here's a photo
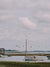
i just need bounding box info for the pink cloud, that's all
[0,0,14,9]
[19,17,37,30]
[35,11,50,22]
[0,15,15,21]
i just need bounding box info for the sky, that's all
[0,0,50,51]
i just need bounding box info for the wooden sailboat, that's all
[25,40,48,61]
[25,40,36,61]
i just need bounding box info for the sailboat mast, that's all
[25,40,27,56]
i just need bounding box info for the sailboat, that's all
[25,40,48,61]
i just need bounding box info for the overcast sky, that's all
[0,0,50,51]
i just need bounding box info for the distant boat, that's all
[25,40,48,61]
[25,56,48,61]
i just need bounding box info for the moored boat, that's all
[25,40,48,61]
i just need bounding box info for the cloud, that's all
[34,11,50,22]
[19,17,37,30]
[42,27,50,32]
[15,0,50,10]
[0,15,16,21]
[16,0,36,8]
[0,0,50,50]
[0,24,17,40]
[0,0,50,10]
[37,0,50,9]
[0,0,14,9]
[0,0,50,9]
[0,25,8,40]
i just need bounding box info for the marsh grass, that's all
[0,62,50,67]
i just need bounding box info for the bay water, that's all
[0,56,50,62]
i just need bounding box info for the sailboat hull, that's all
[25,56,48,61]
[25,58,34,61]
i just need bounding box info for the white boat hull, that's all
[25,56,48,61]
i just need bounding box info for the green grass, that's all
[0,61,50,67]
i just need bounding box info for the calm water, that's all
[5,51,50,54]
[0,56,25,62]
[2,51,50,62]
[0,56,50,62]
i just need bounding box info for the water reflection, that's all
[0,56,25,62]
[0,56,50,62]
